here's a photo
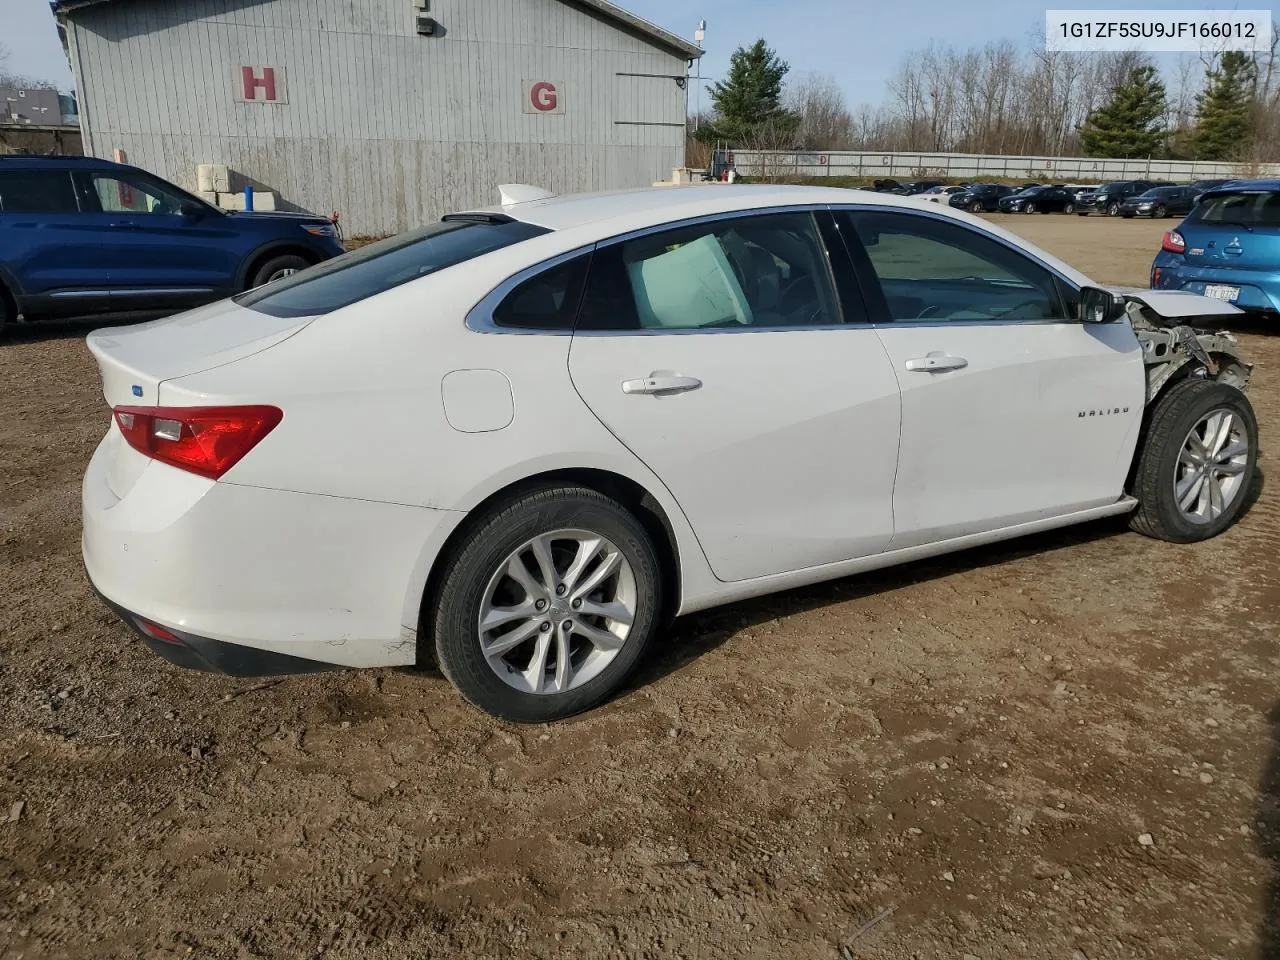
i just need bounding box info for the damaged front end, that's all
[1110,288,1253,405]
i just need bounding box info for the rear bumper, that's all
[91,581,335,676]
[82,428,455,670]
[1150,254,1280,314]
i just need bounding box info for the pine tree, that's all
[700,40,800,146]
[1079,65,1168,158]
[1194,52,1256,161]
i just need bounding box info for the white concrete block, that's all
[249,191,277,211]
[197,163,231,193]
[195,191,217,205]
[217,192,246,211]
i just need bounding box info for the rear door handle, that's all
[621,374,703,395]
[905,354,968,373]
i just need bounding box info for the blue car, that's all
[1151,179,1280,317]
[0,155,345,333]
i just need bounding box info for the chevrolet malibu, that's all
[83,184,1259,722]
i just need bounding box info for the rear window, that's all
[0,170,79,213]
[1188,190,1280,228]
[237,217,550,318]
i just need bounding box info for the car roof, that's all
[0,154,129,171]
[460,183,1095,288]
[473,183,994,233]
[1202,178,1280,192]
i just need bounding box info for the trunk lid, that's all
[1178,187,1280,270]
[86,298,313,408]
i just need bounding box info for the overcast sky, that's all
[2,0,1264,103]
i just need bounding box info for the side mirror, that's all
[1077,286,1126,324]
[177,201,205,218]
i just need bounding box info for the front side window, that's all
[577,211,845,331]
[842,210,1068,322]
[85,172,190,215]
[239,218,550,318]
[0,170,78,213]
[1189,190,1280,227]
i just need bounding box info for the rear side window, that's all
[1189,190,1280,227]
[238,218,550,318]
[492,254,590,330]
[0,170,78,213]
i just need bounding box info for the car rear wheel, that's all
[1153,204,1167,218]
[1129,379,1258,543]
[249,254,311,289]
[431,484,663,723]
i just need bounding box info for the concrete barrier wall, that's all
[726,149,1280,183]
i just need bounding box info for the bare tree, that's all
[785,72,854,150]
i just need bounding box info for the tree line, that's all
[692,31,1280,165]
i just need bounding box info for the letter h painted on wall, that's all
[238,66,286,103]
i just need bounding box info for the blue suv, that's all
[0,155,345,333]
[1150,179,1280,317]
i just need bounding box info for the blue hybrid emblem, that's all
[131,385,143,397]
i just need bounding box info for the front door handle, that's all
[621,374,703,395]
[904,354,968,373]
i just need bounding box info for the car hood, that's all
[225,210,331,225]
[1105,286,1244,320]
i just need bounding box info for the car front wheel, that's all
[1063,203,1075,214]
[1153,204,1167,218]
[1107,202,1121,217]
[249,254,311,289]
[1129,379,1258,543]
[430,484,663,722]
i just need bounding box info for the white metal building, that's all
[54,0,700,235]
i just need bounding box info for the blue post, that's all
[244,184,254,211]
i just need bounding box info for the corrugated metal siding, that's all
[67,0,690,235]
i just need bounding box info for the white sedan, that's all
[917,185,969,203]
[83,184,1259,722]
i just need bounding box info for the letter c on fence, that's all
[530,81,558,112]
[881,155,889,166]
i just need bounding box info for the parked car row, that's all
[860,177,1244,221]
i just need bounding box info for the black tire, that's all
[1154,204,1167,218]
[1129,378,1258,543]
[248,253,311,289]
[431,484,663,723]
[1024,202,1037,214]
[0,283,9,338]
[969,200,983,213]
[1063,202,1075,214]
[1107,202,1121,217]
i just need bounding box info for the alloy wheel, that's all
[1174,408,1249,524]
[477,529,637,695]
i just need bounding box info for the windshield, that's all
[1015,187,1046,196]
[1187,190,1280,228]
[237,217,550,318]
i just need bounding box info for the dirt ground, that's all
[2,214,1279,960]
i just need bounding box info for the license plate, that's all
[1204,284,1240,302]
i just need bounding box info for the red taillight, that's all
[1162,230,1185,253]
[113,405,282,480]
[136,618,184,645]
